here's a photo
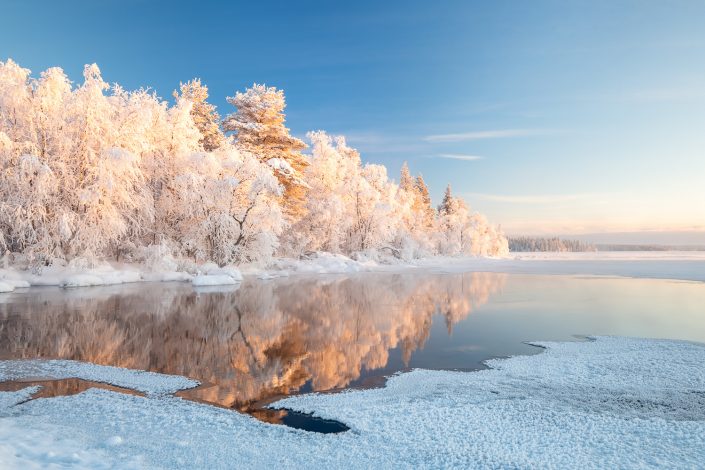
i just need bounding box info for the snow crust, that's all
[1,337,703,468]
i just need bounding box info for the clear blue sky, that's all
[2,0,704,238]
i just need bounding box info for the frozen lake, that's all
[1,273,703,418]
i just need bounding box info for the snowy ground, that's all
[0,336,703,468]
[1,251,703,293]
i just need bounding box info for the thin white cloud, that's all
[465,193,601,204]
[435,153,484,161]
[424,129,556,143]
[343,132,425,154]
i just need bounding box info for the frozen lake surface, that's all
[1,270,704,468]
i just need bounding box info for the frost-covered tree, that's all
[157,147,284,264]
[436,184,508,257]
[173,79,224,151]
[399,161,415,192]
[0,58,508,266]
[294,132,400,255]
[415,175,435,229]
[0,59,35,149]
[292,131,351,253]
[0,60,285,265]
[223,84,308,220]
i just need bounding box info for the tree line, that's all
[508,236,596,252]
[0,59,508,267]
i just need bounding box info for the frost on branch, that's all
[223,84,309,220]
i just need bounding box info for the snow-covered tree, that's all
[157,147,284,264]
[222,84,308,220]
[436,184,508,257]
[399,161,415,192]
[0,58,508,266]
[174,79,224,151]
[294,132,401,255]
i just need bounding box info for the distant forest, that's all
[595,244,705,251]
[509,237,705,252]
[508,237,596,252]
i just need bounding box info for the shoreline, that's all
[1,250,704,293]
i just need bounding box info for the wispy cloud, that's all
[465,193,603,204]
[342,131,426,154]
[435,153,484,161]
[424,129,556,143]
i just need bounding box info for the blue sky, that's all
[2,0,704,238]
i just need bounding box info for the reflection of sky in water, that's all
[1,273,704,408]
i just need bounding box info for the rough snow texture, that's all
[275,336,705,468]
[0,360,197,396]
[0,337,703,469]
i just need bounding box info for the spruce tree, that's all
[174,79,224,152]
[223,84,308,219]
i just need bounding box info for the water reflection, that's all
[0,272,506,409]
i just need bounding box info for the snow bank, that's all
[1,337,703,468]
[0,260,244,289]
[0,271,30,292]
[1,250,703,291]
[200,264,243,281]
[191,274,239,286]
[13,264,145,288]
[140,271,193,283]
[242,252,380,279]
[61,270,143,288]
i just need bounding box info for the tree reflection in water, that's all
[0,272,506,410]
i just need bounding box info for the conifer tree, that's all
[415,174,435,228]
[174,79,224,151]
[399,161,415,192]
[439,183,454,216]
[223,84,308,220]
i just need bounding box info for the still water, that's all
[1,272,704,429]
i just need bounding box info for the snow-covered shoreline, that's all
[1,336,704,468]
[1,250,704,293]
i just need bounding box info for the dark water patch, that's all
[250,407,350,434]
[178,383,350,433]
